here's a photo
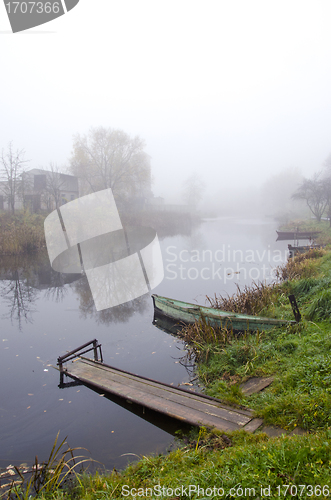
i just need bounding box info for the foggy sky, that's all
[1,1,331,204]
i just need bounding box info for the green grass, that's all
[31,431,331,499]
[187,249,331,430]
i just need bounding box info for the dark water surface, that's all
[0,217,289,471]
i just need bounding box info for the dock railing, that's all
[57,339,103,372]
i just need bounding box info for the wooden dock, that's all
[60,355,263,433]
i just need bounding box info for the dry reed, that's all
[206,281,277,316]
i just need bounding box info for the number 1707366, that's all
[5,2,61,14]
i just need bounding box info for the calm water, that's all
[0,217,290,471]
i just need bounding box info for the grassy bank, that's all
[0,208,198,256]
[8,431,331,499]
[0,211,46,255]
[181,250,331,430]
[6,220,331,499]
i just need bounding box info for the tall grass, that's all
[306,289,331,320]
[206,281,278,316]
[275,248,325,281]
[39,430,331,500]
[3,433,91,500]
[0,212,45,255]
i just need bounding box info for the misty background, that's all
[1,1,331,219]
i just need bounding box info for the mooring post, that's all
[99,344,103,363]
[57,357,63,373]
[93,339,98,361]
[288,295,301,323]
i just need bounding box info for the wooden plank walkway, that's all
[61,357,263,433]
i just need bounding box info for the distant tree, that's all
[69,127,151,207]
[292,173,330,222]
[181,172,205,209]
[0,142,29,214]
[41,163,66,210]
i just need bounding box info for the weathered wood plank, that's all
[79,358,254,415]
[72,359,252,424]
[63,357,260,433]
[243,418,264,432]
[240,377,274,396]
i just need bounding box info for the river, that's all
[0,217,290,471]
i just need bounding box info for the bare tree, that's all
[0,142,29,213]
[69,127,151,206]
[292,173,329,222]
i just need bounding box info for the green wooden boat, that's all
[152,294,296,332]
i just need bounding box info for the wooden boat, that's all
[276,230,321,241]
[152,294,296,332]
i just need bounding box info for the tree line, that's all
[0,127,152,214]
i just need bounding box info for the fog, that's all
[1,1,331,213]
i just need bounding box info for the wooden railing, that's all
[57,339,103,372]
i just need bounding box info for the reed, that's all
[0,212,45,255]
[206,281,278,316]
[3,432,91,500]
[177,316,234,363]
[274,248,325,282]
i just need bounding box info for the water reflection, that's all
[0,250,154,329]
[0,252,81,329]
[0,269,38,329]
[152,310,184,336]
[72,275,150,324]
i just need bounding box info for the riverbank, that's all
[279,218,331,245]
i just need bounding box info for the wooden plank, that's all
[240,377,274,396]
[76,358,254,418]
[65,362,248,429]
[63,358,259,433]
[243,418,264,432]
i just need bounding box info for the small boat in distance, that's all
[276,230,321,241]
[152,294,297,333]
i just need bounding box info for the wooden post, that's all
[57,357,63,372]
[288,295,301,323]
[93,339,98,361]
